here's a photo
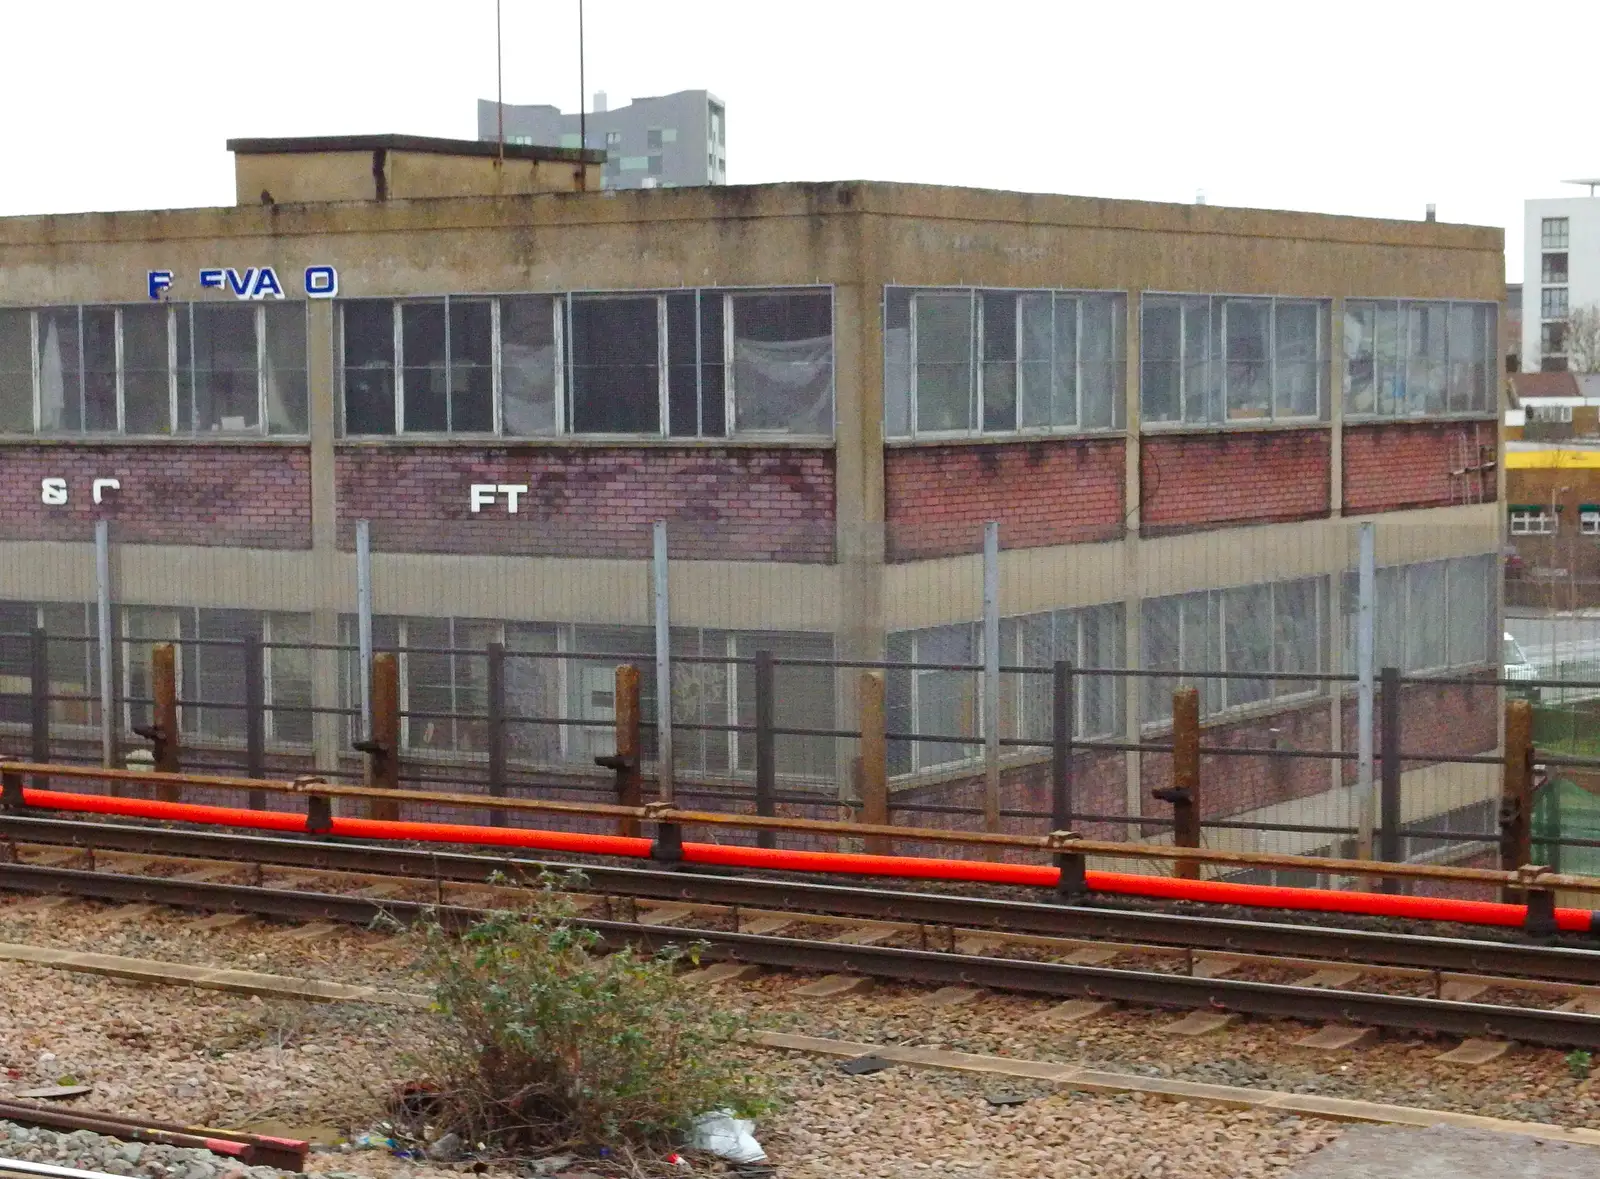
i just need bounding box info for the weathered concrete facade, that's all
[0,143,1506,843]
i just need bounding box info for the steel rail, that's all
[3,815,1598,983]
[2,860,1599,1051]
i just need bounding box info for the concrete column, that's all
[1122,291,1145,836]
[1329,297,1345,516]
[833,213,889,802]
[305,301,342,774]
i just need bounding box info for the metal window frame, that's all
[1542,217,1571,250]
[723,287,838,439]
[892,285,1127,442]
[1342,297,1498,422]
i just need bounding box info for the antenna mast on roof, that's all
[578,0,587,153]
[495,0,504,161]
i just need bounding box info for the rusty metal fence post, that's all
[29,627,50,789]
[1378,666,1403,893]
[355,651,400,822]
[858,670,889,855]
[597,663,642,838]
[1500,696,1534,903]
[1,764,22,812]
[486,642,507,827]
[1155,686,1200,880]
[244,634,266,809]
[1052,660,1086,899]
[132,643,180,801]
[754,649,776,849]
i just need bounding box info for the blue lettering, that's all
[250,267,285,300]
[304,265,339,299]
[225,268,255,297]
[146,270,173,301]
[199,268,225,291]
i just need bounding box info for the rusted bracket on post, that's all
[1047,829,1087,901]
[1,766,24,813]
[642,801,683,864]
[291,776,332,836]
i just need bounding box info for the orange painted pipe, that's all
[18,788,1596,933]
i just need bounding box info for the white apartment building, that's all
[1524,184,1600,371]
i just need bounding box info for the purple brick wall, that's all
[335,444,837,561]
[0,444,311,549]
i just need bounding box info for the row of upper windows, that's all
[0,288,1496,439]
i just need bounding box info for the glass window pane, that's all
[980,291,1017,432]
[192,304,260,434]
[1140,298,1183,424]
[341,301,396,435]
[123,607,182,735]
[263,303,307,434]
[1222,300,1271,420]
[914,624,978,771]
[731,290,833,435]
[1080,294,1121,430]
[403,618,455,752]
[192,609,254,742]
[452,620,500,754]
[37,309,80,432]
[666,292,699,437]
[1141,595,1181,725]
[1223,585,1271,707]
[1343,301,1376,415]
[1078,603,1122,737]
[1017,293,1055,428]
[1373,302,1402,417]
[1181,593,1223,715]
[1274,302,1320,419]
[401,302,448,433]
[0,310,32,433]
[735,631,833,779]
[699,293,726,436]
[121,305,171,435]
[447,300,494,433]
[1446,557,1489,667]
[1406,563,1448,671]
[266,613,313,746]
[570,296,661,434]
[883,288,911,438]
[41,603,97,732]
[1184,298,1214,424]
[914,293,974,432]
[82,307,118,432]
[1376,566,1404,671]
[887,630,914,776]
[504,623,560,766]
[1273,579,1321,698]
[501,295,558,435]
[1405,303,1448,416]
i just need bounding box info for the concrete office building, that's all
[0,134,1505,858]
[478,90,725,189]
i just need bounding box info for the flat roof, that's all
[226,133,604,166]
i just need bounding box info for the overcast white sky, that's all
[3,1,1590,282]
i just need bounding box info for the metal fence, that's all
[0,513,1546,887]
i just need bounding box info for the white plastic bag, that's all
[689,1109,767,1164]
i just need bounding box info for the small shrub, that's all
[405,872,767,1155]
[1567,1050,1592,1079]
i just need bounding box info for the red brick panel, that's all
[336,445,836,561]
[884,437,1125,561]
[1342,421,1499,514]
[0,445,311,549]
[1140,429,1331,535]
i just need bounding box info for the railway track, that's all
[3,815,1600,1050]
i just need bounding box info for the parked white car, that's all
[1504,632,1538,701]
